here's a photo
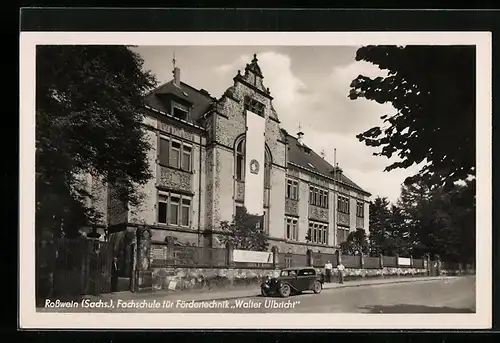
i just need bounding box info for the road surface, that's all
[40,276,475,313]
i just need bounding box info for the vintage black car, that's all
[260,267,323,298]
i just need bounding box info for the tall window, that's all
[235,138,245,181]
[159,138,170,166]
[308,221,328,245]
[171,141,181,167]
[309,185,328,208]
[234,137,271,186]
[262,209,269,234]
[181,198,191,226]
[158,194,168,224]
[157,192,192,227]
[264,147,271,189]
[286,178,299,200]
[337,195,350,214]
[337,226,350,244]
[158,136,192,172]
[182,145,192,171]
[356,201,364,217]
[285,217,299,241]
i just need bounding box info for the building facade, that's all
[87,54,371,255]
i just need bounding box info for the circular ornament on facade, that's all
[249,159,260,174]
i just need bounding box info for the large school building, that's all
[88,54,371,255]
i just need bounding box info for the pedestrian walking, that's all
[337,261,345,284]
[111,257,120,292]
[324,261,333,283]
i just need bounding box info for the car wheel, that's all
[313,281,322,294]
[261,288,268,297]
[279,283,291,298]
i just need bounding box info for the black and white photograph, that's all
[19,32,491,329]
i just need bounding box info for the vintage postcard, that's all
[19,31,492,329]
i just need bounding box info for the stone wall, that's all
[336,267,429,281]
[149,266,432,292]
[107,183,128,227]
[128,126,158,225]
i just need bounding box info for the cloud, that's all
[213,51,418,203]
[214,55,250,74]
[214,51,307,107]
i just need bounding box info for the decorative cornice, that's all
[206,141,234,152]
[268,115,280,124]
[156,184,194,197]
[288,161,371,196]
[214,110,229,119]
[233,75,274,100]
[308,217,330,225]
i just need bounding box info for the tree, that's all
[36,45,157,237]
[340,229,370,256]
[386,204,412,257]
[366,196,413,257]
[349,45,475,187]
[397,179,476,264]
[366,196,392,256]
[396,180,434,257]
[217,207,269,251]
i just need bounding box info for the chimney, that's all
[173,67,181,87]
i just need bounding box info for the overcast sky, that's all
[133,46,421,203]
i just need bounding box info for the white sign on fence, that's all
[233,249,273,263]
[398,257,411,266]
[168,280,177,291]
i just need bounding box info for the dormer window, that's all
[172,101,189,121]
[244,96,265,117]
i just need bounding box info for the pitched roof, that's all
[144,80,214,123]
[285,133,370,195]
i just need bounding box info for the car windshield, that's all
[280,270,297,277]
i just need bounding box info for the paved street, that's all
[39,276,475,313]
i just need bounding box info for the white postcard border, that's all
[19,31,492,329]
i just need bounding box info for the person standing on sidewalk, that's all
[324,261,333,283]
[337,262,345,284]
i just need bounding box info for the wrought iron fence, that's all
[37,238,114,299]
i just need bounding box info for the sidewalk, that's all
[85,276,457,303]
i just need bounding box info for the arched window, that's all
[235,137,246,181]
[264,146,272,189]
[234,136,272,187]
